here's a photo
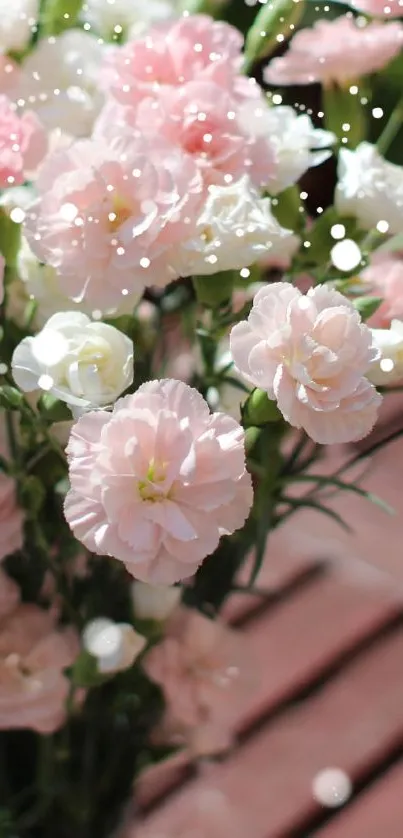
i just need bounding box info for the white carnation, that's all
[81,0,174,39]
[237,103,334,196]
[367,319,403,385]
[172,176,296,277]
[336,142,403,235]
[16,30,108,137]
[11,311,134,416]
[17,238,138,325]
[0,0,39,53]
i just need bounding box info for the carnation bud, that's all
[82,618,146,674]
[132,582,182,622]
[244,389,282,426]
[244,0,305,70]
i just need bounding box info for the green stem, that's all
[376,96,403,156]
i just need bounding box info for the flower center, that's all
[138,459,170,502]
[108,193,132,232]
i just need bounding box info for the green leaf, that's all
[286,473,394,515]
[271,186,304,233]
[282,496,353,532]
[353,296,383,322]
[0,210,21,268]
[71,651,111,688]
[193,272,235,308]
[40,0,83,35]
[0,385,24,409]
[37,393,72,423]
[323,85,367,149]
[20,476,46,514]
[244,0,305,69]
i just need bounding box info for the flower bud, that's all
[132,582,181,622]
[83,618,146,674]
[244,0,305,70]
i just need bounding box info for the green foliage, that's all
[353,296,383,321]
[244,0,305,69]
[0,386,24,410]
[193,272,235,307]
[0,212,21,268]
[40,0,83,35]
[243,388,282,426]
[37,394,72,423]
[323,85,367,149]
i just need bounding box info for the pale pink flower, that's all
[0,95,47,188]
[0,417,24,561]
[350,0,403,16]
[0,253,4,304]
[64,379,252,584]
[0,603,79,733]
[144,607,250,756]
[24,134,204,312]
[0,568,20,620]
[134,790,246,838]
[0,473,24,560]
[102,14,244,106]
[0,56,20,96]
[360,252,403,328]
[264,17,403,87]
[230,283,382,444]
[95,86,274,189]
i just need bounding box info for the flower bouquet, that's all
[1,0,403,835]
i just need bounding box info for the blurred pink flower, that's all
[133,790,246,838]
[350,0,403,16]
[0,56,20,95]
[0,473,24,560]
[0,417,24,561]
[0,253,4,304]
[360,252,403,328]
[0,567,20,620]
[0,603,79,733]
[230,282,382,444]
[0,95,47,188]
[25,134,204,312]
[144,607,250,757]
[64,379,252,584]
[102,14,244,106]
[264,18,403,87]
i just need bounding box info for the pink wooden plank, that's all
[316,761,403,838]
[136,571,401,809]
[134,629,403,838]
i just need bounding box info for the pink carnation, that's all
[102,14,244,106]
[360,252,403,328]
[264,17,403,87]
[350,0,403,16]
[230,283,382,444]
[101,82,274,189]
[0,602,79,733]
[0,56,20,96]
[25,134,204,311]
[64,379,252,584]
[144,607,250,756]
[0,567,20,620]
[0,95,47,188]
